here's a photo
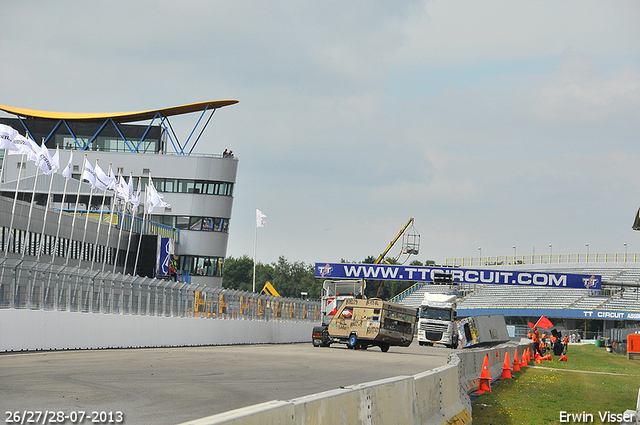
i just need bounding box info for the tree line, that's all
[222,255,433,300]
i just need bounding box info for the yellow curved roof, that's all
[0,100,239,123]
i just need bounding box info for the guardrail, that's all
[445,252,640,267]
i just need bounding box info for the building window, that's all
[179,255,224,277]
[149,215,230,233]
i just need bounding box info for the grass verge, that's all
[472,344,640,424]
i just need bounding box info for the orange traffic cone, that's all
[541,354,552,361]
[475,353,492,393]
[535,357,542,364]
[512,349,521,372]
[559,354,568,361]
[501,352,512,379]
[521,350,528,368]
[527,347,532,362]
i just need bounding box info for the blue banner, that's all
[458,307,640,321]
[315,263,601,290]
[159,237,171,276]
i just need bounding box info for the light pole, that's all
[512,246,516,264]
[549,244,552,263]
[586,243,589,261]
[478,247,482,265]
[624,243,627,262]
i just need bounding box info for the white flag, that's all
[8,134,41,162]
[35,143,59,175]
[256,209,267,228]
[108,168,117,190]
[131,183,141,210]
[146,178,171,212]
[0,124,19,151]
[116,175,130,203]
[94,163,114,191]
[81,158,100,189]
[62,152,73,179]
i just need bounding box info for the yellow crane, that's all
[374,218,420,264]
[374,218,420,297]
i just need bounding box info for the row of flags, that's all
[0,123,171,212]
[0,123,172,274]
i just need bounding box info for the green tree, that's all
[223,255,323,299]
[222,255,254,291]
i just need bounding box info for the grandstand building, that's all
[0,101,238,287]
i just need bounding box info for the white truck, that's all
[417,293,459,348]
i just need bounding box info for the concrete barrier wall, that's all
[0,309,314,352]
[181,363,473,425]
[180,341,533,425]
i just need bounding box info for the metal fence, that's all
[0,258,320,322]
[445,252,640,267]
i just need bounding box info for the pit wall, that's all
[0,309,314,352]
[180,340,532,425]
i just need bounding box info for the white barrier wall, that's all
[0,309,314,352]
[179,341,533,425]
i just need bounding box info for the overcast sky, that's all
[2,1,639,266]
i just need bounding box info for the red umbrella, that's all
[535,316,554,329]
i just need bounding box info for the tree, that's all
[222,255,323,299]
[222,255,254,291]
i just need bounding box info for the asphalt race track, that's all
[0,342,452,425]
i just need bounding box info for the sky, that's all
[1,1,639,266]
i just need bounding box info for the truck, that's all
[312,279,418,352]
[417,292,459,349]
[312,279,365,347]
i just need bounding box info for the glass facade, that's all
[56,135,158,154]
[179,255,224,277]
[151,178,234,196]
[150,215,229,232]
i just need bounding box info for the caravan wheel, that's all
[347,333,358,349]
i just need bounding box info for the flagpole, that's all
[253,216,258,293]
[90,163,112,270]
[65,155,87,267]
[52,151,73,264]
[4,153,25,255]
[133,181,148,277]
[20,157,40,259]
[113,172,132,274]
[77,159,97,269]
[36,151,57,261]
[102,168,119,273]
[123,175,138,275]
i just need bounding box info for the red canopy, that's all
[535,316,554,329]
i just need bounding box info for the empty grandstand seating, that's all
[396,264,640,314]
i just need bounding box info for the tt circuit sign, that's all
[315,263,602,290]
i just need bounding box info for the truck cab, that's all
[312,279,365,347]
[417,293,459,348]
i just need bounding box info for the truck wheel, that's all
[380,343,390,352]
[347,334,358,349]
